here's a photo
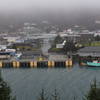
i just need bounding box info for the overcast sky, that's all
[0,0,100,13]
[0,0,100,26]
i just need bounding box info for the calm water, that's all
[1,64,100,100]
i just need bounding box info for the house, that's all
[56,40,66,48]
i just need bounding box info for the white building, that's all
[3,36,21,43]
[56,40,66,48]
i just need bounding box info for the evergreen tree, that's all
[51,89,60,100]
[63,41,77,53]
[84,79,100,100]
[0,70,16,100]
[38,89,48,100]
[53,35,63,47]
[95,35,100,41]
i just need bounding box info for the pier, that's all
[0,59,73,68]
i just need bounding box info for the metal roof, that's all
[77,46,100,57]
[78,46,100,53]
[77,52,100,57]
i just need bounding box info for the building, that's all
[77,46,100,65]
[0,45,7,50]
[0,52,11,60]
[56,40,66,48]
[79,32,94,44]
[11,43,35,51]
[0,48,17,60]
[3,36,21,43]
[77,46,100,57]
[21,50,42,59]
[0,38,8,45]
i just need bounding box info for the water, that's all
[1,64,100,100]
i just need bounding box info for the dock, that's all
[0,59,73,68]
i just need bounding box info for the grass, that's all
[48,47,63,52]
[83,41,100,46]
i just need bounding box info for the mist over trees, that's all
[0,11,100,31]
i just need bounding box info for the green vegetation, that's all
[49,34,83,53]
[37,89,60,100]
[0,70,100,100]
[38,89,48,100]
[9,39,42,52]
[63,42,78,53]
[0,70,16,100]
[48,48,63,53]
[51,89,60,100]
[53,35,64,45]
[49,41,82,53]
[83,41,100,47]
[84,79,100,100]
[49,35,64,53]
[95,35,100,41]
[37,79,100,100]
[82,35,100,47]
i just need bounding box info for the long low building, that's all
[0,52,11,60]
[77,46,100,57]
[0,48,16,60]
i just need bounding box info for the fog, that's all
[0,0,100,14]
[0,0,100,28]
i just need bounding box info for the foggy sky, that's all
[0,0,100,14]
[0,0,100,27]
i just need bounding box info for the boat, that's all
[87,61,100,67]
